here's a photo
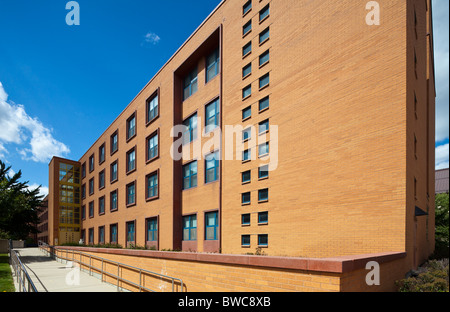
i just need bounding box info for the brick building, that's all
[48,0,436,277]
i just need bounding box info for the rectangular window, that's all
[243,0,252,15]
[241,235,250,246]
[147,92,159,124]
[242,63,252,78]
[242,170,251,184]
[258,211,268,224]
[259,4,270,22]
[205,98,220,132]
[110,161,118,183]
[205,151,219,183]
[147,131,159,161]
[258,234,268,246]
[183,68,198,100]
[110,190,118,211]
[243,149,251,162]
[259,96,269,111]
[258,165,269,180]
[81,205,86,220]
[126,221,135,245]
[127,113,136,140]
[147,218,158,242]
[243,20,252,36]
[258,142,269,157]
[242,192,251,205]
[81,184,86,199]
[99,170,105,189]
[89,154,94,172]
[111,131,118,154]
[206,49,220,83]
[243,84,252,99]
[89,178,94,195]
[81,162,86,178]
[205,211,218,240]
[98,226,105,244]
[183,113,198,144]
[126,182,136,206]
[146,171,158,200]
[259,73,270,89]
[242,106,252,120]
[242,214,251,226]
[259,27,270,45]
[89,228,94,244]
[182,215,197,241]
[258,188,269,202]
[110,224,118,244]
[243,42,252,57]
[98,196,105,215]
[243,127,252,142]
[126,148,136,173]
[89,201,94,218]
[99,144,105,164]
[259,119,269,134]
[183,161,198,190]
[259,50,270,67]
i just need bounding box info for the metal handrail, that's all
[38,241,183,292]
[9,242,38,293]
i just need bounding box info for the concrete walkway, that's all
[12,248,117,292]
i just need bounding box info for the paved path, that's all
[12,248,117,292]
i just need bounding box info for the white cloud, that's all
[26,183,49,198]
[143,32,161,45]
[0,81,70,163]
[436,143,449,170]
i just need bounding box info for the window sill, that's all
[242,116,251,122]
[259,83,270,91]
[241,224,251,227]
[146,115,159,128]
[126,134,136,143]
[259,38,270,47]
[242,8,252,18]
[242,180,251,185]
[259,106,269,114]
[259,60,269,69]
[146,195,159,202]
[126,168,136,175]
[241,202,251,206]
[257,245,268,248]
[110,149,118,157]
[241,245,251,248]
[258,222,268,226]
[242,51,252,60]
[126,203,136,208]
[259,15,269,24]
[110,178,118,185]
[258,199,269,204]
[242,30,252,39]
[258,176,269,181]
[146,155,159,165]
[242,94,252,101]
[242,72,252,80]
[110,208,118,213]
[259,153,269,159]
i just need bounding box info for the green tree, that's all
[435,193,449,259]
[0,160,43,240]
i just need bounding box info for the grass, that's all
[0,254,15,292]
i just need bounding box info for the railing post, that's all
[117,263,120,291]
[139,269,142,292]
[101,259,104,283]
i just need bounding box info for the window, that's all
[258,211,268,224]
[147,218,158,242]
[98,226,105,244]
[89,201,94,218]
[126,182,136,206]
[81,162,86,178]
[126,147,136,173]
[258,142,269,157]
[89,154,94,172]
[242,63,252,78]
[126,221,135,245]
[110,224,118,244]
[259,27,270,45]
[205,98,220,132]
[258,188,269,202]
[242,192,251,205]
[243,0,252,15]
[258,234,268,247]
[205,211,218,240]
[259,4,270,22]
[99,196,105,215]
[147,92,159,124]
[243,84,252,99]
[259,96,269,111]
[182,215,197,241]
[243,20,252,36]
[89,178,94,195]
[259,119,269,134]
[242,214,251,226]
[205,151,219,183]
[183,68,198,100]
[111,131,118,154]
[259,73,270,89]
[242,235,250,246]
[110,190,118,211]
[110,161,118,183]
[81,205,86,220]
[89,228,94,245]
[243,127,252,142]
[183,113,198,144]
[242,106,252,120]
[127,113,136,140]
[259,50,270,67]
[99,144,105,164]
[146,131,159,161]
[99,170,105,189]
[146,171,158,200]
[243,42,252,57]
[81,184,86,199]
[183,161,198,190]
[242,170,251,184]
[206,49,220,83]
[243,149,251,162]
[258,165,269,179]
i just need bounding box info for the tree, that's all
[435,193,449,259]
[0,160,43,240]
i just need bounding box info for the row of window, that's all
[183,150,220,190]
[242,188,268,205]
[242,211,268,225]
[242,234,268,247]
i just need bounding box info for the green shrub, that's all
[396,259,449,292]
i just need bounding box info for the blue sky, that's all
[0,0,448,197]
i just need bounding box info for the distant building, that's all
[436,168,449,194]
[37,195,49,244]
